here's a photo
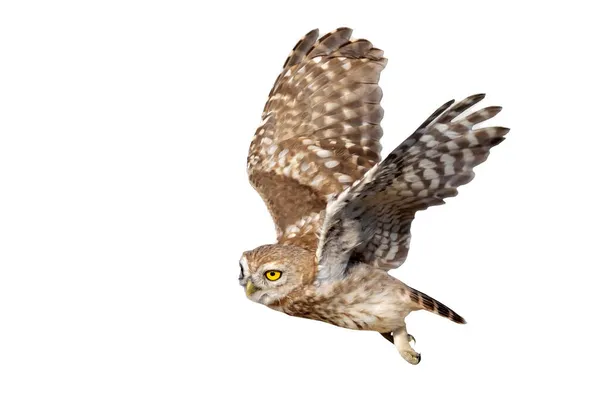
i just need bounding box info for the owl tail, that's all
[408,287,466,324]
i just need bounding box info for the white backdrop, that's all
[1,1,599,399]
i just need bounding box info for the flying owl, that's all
[239,27,509,364]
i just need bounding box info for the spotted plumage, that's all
[247,27,385,245]
[240,28,509,365]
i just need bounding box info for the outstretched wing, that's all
[316,94,509,280]
[247,28,387,249]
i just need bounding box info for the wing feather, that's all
[247,28,387,248]
[316,94,510,279]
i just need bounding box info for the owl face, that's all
[239,244,315,306]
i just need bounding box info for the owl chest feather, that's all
[276,267,411,332]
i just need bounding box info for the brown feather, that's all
[247,28,387,246]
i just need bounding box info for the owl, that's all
[239,27,509,364]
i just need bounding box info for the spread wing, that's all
[316,94,510,281]
[247,28,387,249]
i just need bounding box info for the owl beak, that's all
[246,281,258,297]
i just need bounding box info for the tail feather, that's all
[408,287,466,324]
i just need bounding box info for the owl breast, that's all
[280,267,412,332]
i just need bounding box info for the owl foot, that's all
[400,349,421,365]
[392,326,421,365]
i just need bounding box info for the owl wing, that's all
[247,28,387,248]
[316,94,510,281]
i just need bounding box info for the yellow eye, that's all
[264,270,282,281]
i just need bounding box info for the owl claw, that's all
[401,350,421,365]
[393,326,420,365]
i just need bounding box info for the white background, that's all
[1,1,599,399]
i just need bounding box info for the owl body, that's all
[276,266,413,333]
[240,28,509,364]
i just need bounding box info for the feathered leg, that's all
[393,323,421,365]
[380,331,416,346]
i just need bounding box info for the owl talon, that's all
[401,350,421,365]
[393,326,420,365]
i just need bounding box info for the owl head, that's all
[239,244,315,306]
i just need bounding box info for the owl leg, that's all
[380,332,416,345]
[392,324,421,365]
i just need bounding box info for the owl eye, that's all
[264,270,282,281]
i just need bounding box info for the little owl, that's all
[239,27,509,364]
